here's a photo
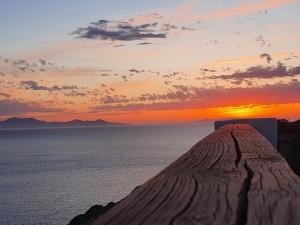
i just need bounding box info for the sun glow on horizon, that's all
[219,104,263,118]
[2,102,298,125]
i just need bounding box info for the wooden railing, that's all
[94,124,300,225]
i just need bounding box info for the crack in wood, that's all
[231,131,242,168]
[234,160,254,225]
[234,162,254,225]
[232,130,254,225]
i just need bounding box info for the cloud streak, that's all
[207,62,300,83]
[21,80,79,91]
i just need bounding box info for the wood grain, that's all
[93,124,300,225]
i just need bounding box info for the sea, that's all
[0,122,213,225]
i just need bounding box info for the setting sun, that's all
[219,104,262,118]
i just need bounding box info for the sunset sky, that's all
[0,0,300,124]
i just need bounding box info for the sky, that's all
[0,0,300,124]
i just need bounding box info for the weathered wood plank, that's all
[93,124,300,225]
[232,125,300,225]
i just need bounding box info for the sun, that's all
[219,104,262,118]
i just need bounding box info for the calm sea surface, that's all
[0,122,213,225]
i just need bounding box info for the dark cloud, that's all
[11,59,31,72]
[200,68,217,75]
[71,14,180,42]
[101,95,129,104]
[260,53,272,63]
[20,80,90,98]
[207,62,300,83]
[181,26,195,31]
[72,20,167,41]
[21,80,78,91]
[21,80,49,90]
[1,57,62,74]
[91,19,109,25]
[137,42,153,45]
[161,23,177,31]
[39,59,47,65]
[162,71,180,78]
[0,99,61,115]
[129,69,140,73]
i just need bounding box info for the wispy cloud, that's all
[175,0,298,22]
[0,57,63,74]
[19,80,89,97]
[20,80,78,91]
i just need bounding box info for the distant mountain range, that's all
[0,117,127,129]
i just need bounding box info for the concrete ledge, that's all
[214,118,278,149]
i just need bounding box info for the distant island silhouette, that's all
[0,117,127,129]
